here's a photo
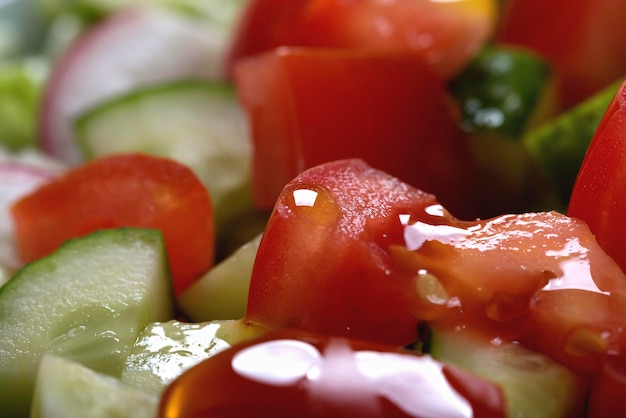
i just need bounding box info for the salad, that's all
[1,0,626,417]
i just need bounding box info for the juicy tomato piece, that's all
[159,329,507,418]
[568,79,626,275]
[397,209,626,375]
[235,47,479,219]
[10,153,214,295]
[246,159,442,346]
[248,158,626,375]
[497,0,626,108]
[228,0,498,79]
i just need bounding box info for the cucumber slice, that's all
[523,78,622,206]
[178,233,262,322]
[429,329,586,418]
[31,354,158,418]
[450,45,557,139]
[74,80,253,229]
[122,318,265,394]
[0,228,173,417]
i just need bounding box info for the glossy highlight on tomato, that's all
[159,329,506,418]
[10,153,215,295]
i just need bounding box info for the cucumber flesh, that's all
[0,228,173,417]
[429,329,587,418]
[122,318,266,394]
[74,80,253,229]
[31,354,158,418]
[178,233,262,322]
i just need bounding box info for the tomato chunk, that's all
[228,0,498,79]
[235,47,479,219]
[497,0,626,108]
[159,329,506,418]
[400,210,626,375]
[246,159,441,346]
[10,153,215,295]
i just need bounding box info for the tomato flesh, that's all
[400,210,626,375]
[10,153,215,295]
[235,47,480,219]
[159,329,506,418]
[228,0,498,79]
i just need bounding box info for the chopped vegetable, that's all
[0,228,172,417]
[10,153,215,295]
[235,47,480,219]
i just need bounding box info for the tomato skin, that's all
[159,329,507,418]
[235,47,480,219]
[497,0,626,108]
[10,153,214,295]
[228,0,498,79]
[568,79,626,275]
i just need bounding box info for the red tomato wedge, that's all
[227,0,498,79]
[235,47,479,219]
[247,159,626,375]
[10,153,215,295]
[246,159,441,346]
[497,0,626,109]
[568,79,626,275]
[159,329,507,418]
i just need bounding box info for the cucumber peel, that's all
[450,45,557,139]
[523,78,623,206]
[0,227,173,417]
